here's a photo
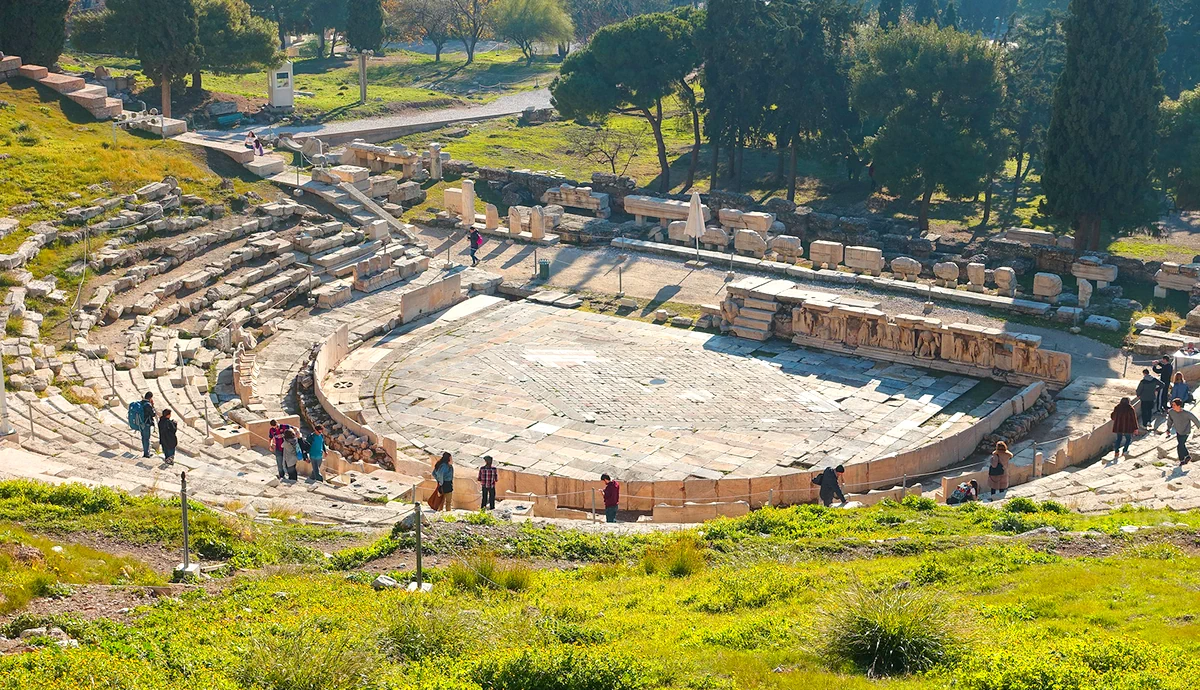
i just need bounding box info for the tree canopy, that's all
[107,0,202,117]
[0,0,72,67]
[347,0,386,51]
[1159,89,1200,209]
[1041,0,1165,249]
[385,0,455,61]
[551,10,698,192]
[490,0,574,65]
[851,23,1004,230]
[193,0,281,90]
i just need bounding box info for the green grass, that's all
[1107,237,1195,262]
[63,48,558,123]
[0,524,160,614]
[0,78,278,225]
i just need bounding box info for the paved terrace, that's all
[332,300,1017,484]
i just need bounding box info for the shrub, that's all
[821,583,956,677]
[380,603,481,661]
[463,510,501,526]
[641,535,706,577]
[698,617,782,650]
[912,558,951,585]
[1002,497,1040,514]
[473,647,655,690]
[447,549,531,592]
[991,512,1046,534]
[685,563,805,613]
[901,494,937,511]
[537,607,608,645]
[1038,500,1070,514]
[239,622,378,690]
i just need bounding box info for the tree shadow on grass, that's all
[8,79,96,126]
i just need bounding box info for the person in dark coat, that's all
[1110,397,1138,459]
[158,409,178,464]
[1153,356,1175,412]
[812,465,846,507]
[601,473,620,523]
[1135,369,1163,429]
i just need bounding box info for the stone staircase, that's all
[730,297,777,341]
[14,62,123,119]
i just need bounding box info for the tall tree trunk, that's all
[1080,213,1102,250]
[329,32,338,58]
[726,141,735,181]
[161,73,172,119]
[734,132,744,191]
[775,138,786,185]
[710,140,720,190]
[981,175,994,226]
[191,70,202,92]
[1011,145,1025,205]
[318,29,327,58]
[918,186,934,232]
[644,103,670,193]
[787,139,798,203]
[358,53,367,104]
[275,8,286,48]
[465,36,476,64]
[683,101,700,192]
[434,41,443,62]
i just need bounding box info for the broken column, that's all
[933,262,960,288]
[1078,278,1093,309]
[966,262,986,292]
[429,142,443,180]
[459,179,475,228]
[485,203,499,231]
[530,206,546,240]
[994,267,1016,297]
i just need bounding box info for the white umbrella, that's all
[684,191,705,262]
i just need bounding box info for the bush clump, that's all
[641,535,706,577]
[380,602,482,662]
[901,494,937,511]
[1002,497,1040,514]
[473,647,655,690]
[239,622,379,690]
[821,583,956,677]
[447,549,532,592]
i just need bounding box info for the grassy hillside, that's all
[0,481,1198,689]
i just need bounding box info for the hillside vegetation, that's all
[0,481,1197,689]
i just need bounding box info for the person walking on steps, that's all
[268,420,294,480]
[987,441,1013,498]
[158,409,178,465]
[1136,369,1163,430]
[1166,398,1199,466]
[468,228,483,267]
[477,455,497,510]
[432,452,454,511]
[1172,372,1193,405]
[601,474,620,523]
[812,465,847,507]
[1154,356,1175,412]
[307,425,326,481]
[127,392,157,458]
[1110,397,1138,460]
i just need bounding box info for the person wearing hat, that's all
[477,455,498,510]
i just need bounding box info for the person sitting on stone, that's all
[946,480,979,505]
[244,130,257,149]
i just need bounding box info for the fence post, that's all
[767,488,773,507]
[414,501,424,587]
[181,471,190,568]
[591,487,597,522]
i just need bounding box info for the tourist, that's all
[282,427,301,480]
[134,392,157,458]
[1110,397,1138,459]
[1136,369,1163,429]
[946,480,979,505]
[1165,398,1199,465]
[1153,356,1175,412]
[812,465,846,507]
[308,425,326,481]
[986,441,1012,497]
[254,138,265,157]
[158,409,178,465]
[1172,372,1193,404]
[268,419,294,480]
[468,228,483,267]
[244,131,257,150]
[477,455,497,510]
[601,473,620,522]
[432,452,454,511]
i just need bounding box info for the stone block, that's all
[890,256,921,281]
[966,262,986,287]
[933,261,960,284]
[994,267,1016,296]
[734,228,767,258]
[844,245,884,276]
[1033,272,1063,302]
[809,240,843,268]
[1085,314,1121,331]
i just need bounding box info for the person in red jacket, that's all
[601,473,619,523]
[1110,397,1139,459]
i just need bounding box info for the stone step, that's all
[731,326,769,341]
[743,298,778,312]
[174,132,255,164]
[39,72,85,94]
[244,155,287,177]
[88,99,124,120]
[66,83,109,107]
[18,64,48,80]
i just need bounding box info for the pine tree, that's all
[1041,0,1165,249]
[913,0,940,24]
[941,0,958,28]
[878,0,902,27]
[0,0,72,67]
[347,0,385,51]
[109,0,202,118]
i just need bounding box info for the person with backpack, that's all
[812,465,846,507]
[268,420,294,480]
[468,228,483,266]
[477,455,497,510]
[1110,397,1138,459]
[307,425,326,482]
[987,441,1013,497]
[158,409,178,465]
[946,480,979,505]
[432,452,454,510]
[128,392,157,458]
[282,427,301,481]
[601,473,620,523]
[1136,369,1163,429]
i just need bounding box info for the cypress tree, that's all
[941,0,959,28]
[1041,0,1165,249]
[0,0,72,67]
[913,0,940,24]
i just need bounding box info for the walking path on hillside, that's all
[200,89,551,142]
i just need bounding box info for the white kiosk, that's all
[267,47,298,111]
